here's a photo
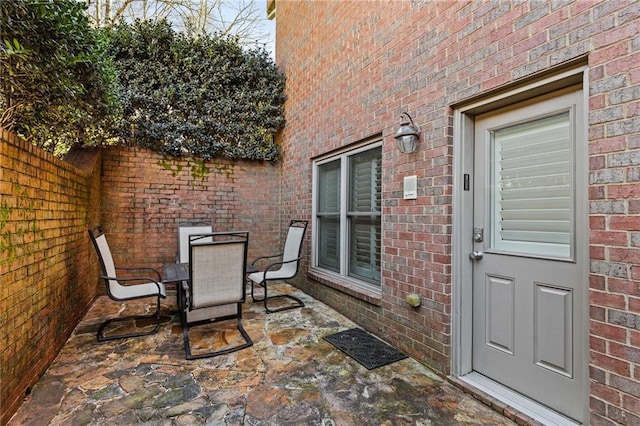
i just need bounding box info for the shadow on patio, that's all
[8,282,514,425]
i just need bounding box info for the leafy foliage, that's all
[0,4,284,161]
[86,0,271,46]
[0,0,117,155]
[107,20,285,161]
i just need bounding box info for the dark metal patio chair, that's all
[180,231,253,359]
[247,220,308,313]
[177,220,213,263]
[88,226,167,341]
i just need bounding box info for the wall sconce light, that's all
[395,112,420,154]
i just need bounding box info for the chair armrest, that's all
[115,266,161,280]
[250,253,283,267]
[100,274,165,295]
[265,256,302,272]
[255,257,303,282]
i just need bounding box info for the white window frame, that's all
[311,140,383,294]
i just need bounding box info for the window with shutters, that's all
[490,111,573,258]
[313,143,382,290]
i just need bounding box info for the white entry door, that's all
[471,87,585,422]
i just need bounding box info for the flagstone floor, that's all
[9,283,517,425]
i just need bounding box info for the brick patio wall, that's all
[275,1,640,424]
[0,130,102,425]
[99,146,282,279]
[1,142,282,424]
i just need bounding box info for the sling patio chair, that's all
[177,220,213,263]
[180,231,253,360]
[247,220,308,313]
[169,221,214,314]
[88,226,167,342]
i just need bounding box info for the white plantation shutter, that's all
[317,160,340,271]
[350,150,381,212]
[350,217,381,280]
[491,111,573,258]
[348,148,381,281]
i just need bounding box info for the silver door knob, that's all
[469,251,483,260]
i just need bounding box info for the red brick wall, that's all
[1,141,283,424]
[275,0,640,424]
[0,130,102,425]
[99,146,282,275]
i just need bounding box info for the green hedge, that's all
[0,0,116,155]
[108,20,286,161]
[1,3,286,161]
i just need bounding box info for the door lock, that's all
[469,251,483,261]
[473,227,484,242]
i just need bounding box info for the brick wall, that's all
[99,146,282,276]
[275,0,640,424]
[276,0,462,376]
[588,27,640,423]
[1,142,282,424]
[0,130,102,425]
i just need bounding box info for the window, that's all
[314,144,382,289]
[490,111,574,258]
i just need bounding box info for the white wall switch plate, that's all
[404,175,417,199]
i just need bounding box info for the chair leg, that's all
[97,296,162,342]
[264,295,305,314]
[258,279,305,314]
[250,279,265,302]
[181,314,253,360]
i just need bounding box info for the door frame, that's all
[451,61,590,423]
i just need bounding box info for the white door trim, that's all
[460,372,580,426]
[451,64,589,424]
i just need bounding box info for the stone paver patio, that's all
[9,282,515,425]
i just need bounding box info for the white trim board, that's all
[451,63,590,423]
[460,372,580,426]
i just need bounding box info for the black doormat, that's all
[323,328,408,370]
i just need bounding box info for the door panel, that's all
[485,274,515,355]
[471,88,585,422]
[534,283,573,377]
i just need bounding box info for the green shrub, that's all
[0,0,117,155]
[107,20,285,161]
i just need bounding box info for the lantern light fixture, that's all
[394,112,420,154]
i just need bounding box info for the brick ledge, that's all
[307,269,382,306]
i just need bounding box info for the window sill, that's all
[307,268,382,307]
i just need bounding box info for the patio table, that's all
[162,262,189,314]
[162,262,189,283]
